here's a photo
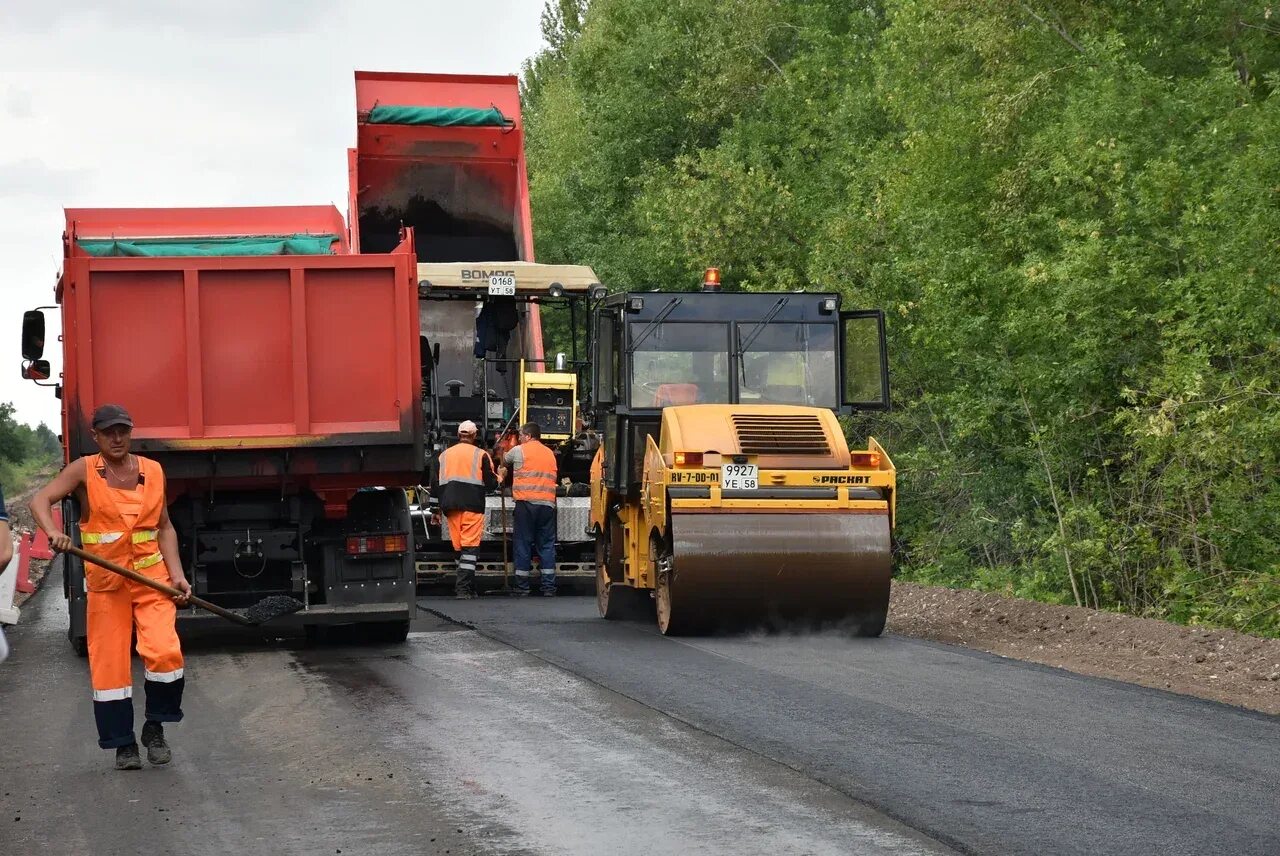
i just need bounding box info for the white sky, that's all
[0,0,546,427]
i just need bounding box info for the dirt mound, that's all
[889,581,1280,716]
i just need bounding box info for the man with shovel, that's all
[30,404,191,771]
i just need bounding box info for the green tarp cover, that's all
[367,105,511,127]
[78,235,340,257]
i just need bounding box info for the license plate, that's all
[721,463,758,490]
[488,274,516,296]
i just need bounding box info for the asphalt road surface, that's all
[0,577,946,856]
[1,574,1275,856]
[420,595,1280,856]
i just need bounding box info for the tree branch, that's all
[1020,3,1086,54]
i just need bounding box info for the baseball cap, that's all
[92,404,134,430]
[457,420,478,436]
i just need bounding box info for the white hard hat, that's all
[457,420,478,436]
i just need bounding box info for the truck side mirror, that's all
[22,310,46,360]
[21,359,51,381]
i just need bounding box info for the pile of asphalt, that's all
[238,595,304,625]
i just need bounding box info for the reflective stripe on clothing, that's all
[83,530,159,545]
[135,552,165,570]
[145,667,184,683]
[93,686,133,702]
[511,440,558,506]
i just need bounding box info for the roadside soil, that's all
[889,581,1280,716]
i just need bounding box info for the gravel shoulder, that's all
[889,581,1280,716]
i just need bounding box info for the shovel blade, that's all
[236,595,306,625]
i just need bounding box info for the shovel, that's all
[483,487,515,597]
[67,545,304,626]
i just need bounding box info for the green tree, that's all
[522,0,1280,635]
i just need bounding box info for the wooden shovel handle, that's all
[66,545,254,626]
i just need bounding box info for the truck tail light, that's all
[851,451,881,469]
[674,451,704,467]
[346,534,409,555]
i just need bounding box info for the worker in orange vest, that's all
[29,404,191,771]
[498,422,559,596]
[431,420,497,599]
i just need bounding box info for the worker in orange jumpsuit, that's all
[431,420,497,599]
[30,404,191,771]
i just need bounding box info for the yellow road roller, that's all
[587,270,896,635]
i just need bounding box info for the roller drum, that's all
[660,511,891,635]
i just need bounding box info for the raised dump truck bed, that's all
[350,71,533,265]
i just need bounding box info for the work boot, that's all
[141,721,172,766]
[454,590,476,600]
[541,589,557,597]
[509,588,529,598]
[115,742,142,771]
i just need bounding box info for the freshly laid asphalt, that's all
[421,595,1280,856]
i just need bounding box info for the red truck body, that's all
[59,206,421,499]
[23,70,550,650]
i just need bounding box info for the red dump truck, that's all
[15,71,587,651]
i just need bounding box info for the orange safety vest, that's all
[80,454,167,592]
[512,440,558,505]
[438,442,488,488]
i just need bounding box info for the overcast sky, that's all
[0,0,546,427]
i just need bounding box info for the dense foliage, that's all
[0,403,60,499]
[523,0,1280,635]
